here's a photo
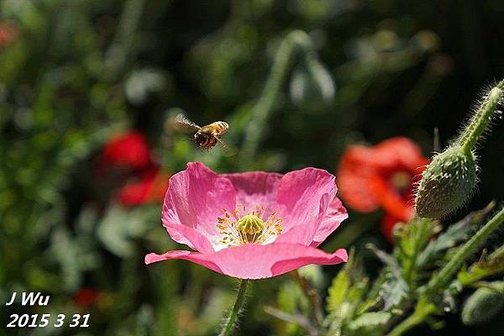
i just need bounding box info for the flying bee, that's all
[172,113,229,150]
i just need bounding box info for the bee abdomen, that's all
[194,132,217,149]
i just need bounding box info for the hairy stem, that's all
[105,0,147,79]
[218,279,250,336]
[458,80,503,154]
[426,206,504,295]
[290,270,324,327]
[387,298,436,336]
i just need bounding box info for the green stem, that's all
[403,217,434,286]
[458,80,503,154]
[218,279,250,336]
[386,298,436,336]
[426,207,504,295]
[105,0,147,79]
[290,270,323,327]
[238,30,314,169]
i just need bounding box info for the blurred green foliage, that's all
[1,0,503,335]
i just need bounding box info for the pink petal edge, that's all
[145,243,348,279]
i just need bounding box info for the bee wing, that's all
[215,136,237,156]
[215,136,226,146]
[172,113,201,131]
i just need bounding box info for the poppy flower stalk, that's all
[218,279,249,336]
[146,162,347,336]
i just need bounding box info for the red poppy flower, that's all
[73,288,100,307]
[0,23,17,47]
[117,168,170,206]
[99,131,153,172]
[336,137,428,240]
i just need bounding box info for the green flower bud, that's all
[415,80,503,218]
[415,145,477,218]
[462,285,504,326]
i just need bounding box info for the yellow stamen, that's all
[215,206,283,249]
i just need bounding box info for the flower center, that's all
[215,206,283,249]
[390,171,411,193]
[237,214,265,242]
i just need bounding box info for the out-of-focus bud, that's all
[125,68,170,105]
[415,145,477,218]
[298,264,324,288]
[462,283,504,325]
[411,30,440,52]
[289,56,335,112]
[372,29,400,52]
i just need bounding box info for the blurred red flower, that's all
[117,168,170,206]
[336,137,428,241]
[73,288,100,307]
[94,130,170,207]
[0,23,17,47]
[99,131,153,172]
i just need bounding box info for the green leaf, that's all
[325,250,369,336]
[326,264,351,313]
[380,274,409,311]
[97,205,159,257]
[368,244,408,310]
[326,249,361,313]
[357,271,386,314]
[278,281,305,313]
[347,312,392,333]
[418,203,494,268]
[458,244,504,286]
[395,217,437,287]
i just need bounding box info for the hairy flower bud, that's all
[415,80,503,218]
[462,284,504,325]
[415,145,477,218]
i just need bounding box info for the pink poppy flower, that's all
[145,162,348,279]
